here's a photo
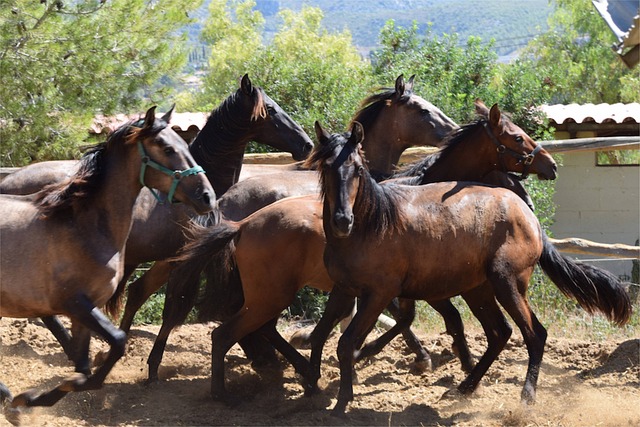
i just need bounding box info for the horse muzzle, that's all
[331,212,354,238]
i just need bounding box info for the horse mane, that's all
[35,117,168,219]
[193,85,267,160]
[350,86,413,130]
[394,115,507,180]
[306,132,406,238]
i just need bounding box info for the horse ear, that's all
[161,104,175,124]
[394,74,405,98]
[314,121,331,145]
[349,121,365,146]
[489,103,501,127]
[240,73,253,95]
[474,99,490,118]
[406,74,416,92]
[143,106,157,129]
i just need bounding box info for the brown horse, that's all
[163,101,558,401]
[140,75,464,382]
[0,74,312,373]
[0,107,215,421]
[305,122,631,415]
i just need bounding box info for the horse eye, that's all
[163,146,176,155]
[357,166,365,176]
[515,136,524,144]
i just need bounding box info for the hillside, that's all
[187,0,553,57]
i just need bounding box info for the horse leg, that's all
[455,286,512,396]
[41,314,94,375]
[428,299,474,373]
[119,261,172,333]
[68,321,92,375]
[237,332,279,369]
[333,292,392,416]
[40,316,75,365]
[11,294,126,408]
[257,318,310,376]
[356,298,432,371]
[490,271,547,404]
[306,288,357,396]
[210,303,288,401]
[146,273,199,384]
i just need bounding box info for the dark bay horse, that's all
[162,101,559,401]
[306,122,631,415]
[139,75,463,382]
[0,107,215,421]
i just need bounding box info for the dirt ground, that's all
[0,317,638,426]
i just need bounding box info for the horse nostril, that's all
[202,192,212,206]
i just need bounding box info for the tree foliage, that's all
[521,0,639,104]
[193,1,370,135]
[1,0,201,166]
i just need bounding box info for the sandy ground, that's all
[0,317,638,426]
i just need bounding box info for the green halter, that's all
[137,141,205,203]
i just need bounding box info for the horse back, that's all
[0,160,78,195]
[328,182,542,301]
[235,194,332,293]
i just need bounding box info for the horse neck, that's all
[189,103,252,196]
[360,124,407,180]
[418,127,495,183]
[76,149,142,251]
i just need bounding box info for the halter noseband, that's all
[483,121,542,180]
[137,141,205,203]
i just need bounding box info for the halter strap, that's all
[483,122,542,179]
[137,141,205,203]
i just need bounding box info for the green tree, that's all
[0,0,201,166]
[191,1,372,141]
[522,0,639,104]
[372,21,500,124]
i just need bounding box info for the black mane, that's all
[36,118,168,218]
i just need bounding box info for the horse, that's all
[163,100,559,401]
[0,107,215,420]
[304,121,631,415]
[139,75,465,383]
[0,74,313,373]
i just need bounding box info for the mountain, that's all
[188,0,554,57]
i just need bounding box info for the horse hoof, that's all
[330,402,348,418]
[438,388,465,402]
[60,373,87,392]
[520,388,536,405]
[3,406,22,426]
[412,357,433,373]
[9,391,34,409]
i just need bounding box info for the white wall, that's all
[551,149,639,279]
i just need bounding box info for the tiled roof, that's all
[90,112,208,134]
[539,103,640,125]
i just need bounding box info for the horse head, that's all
[134,106,216,214]
[238,73,313,160]
[474,99,557,180]
[314,121,365,238]
[351,74,458,178]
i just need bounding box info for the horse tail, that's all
[105,274,128,320]
[171,220,243,322]
[538,231,632,326]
